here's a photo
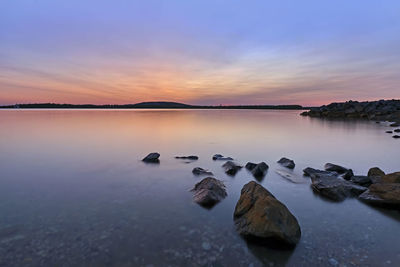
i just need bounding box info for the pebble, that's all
[328,258,339,266]
[202,242,211,251]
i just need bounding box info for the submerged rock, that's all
[382,172,400,183]
[212,154,233,161]
[192,167,213,176]
[324,163,349,174]
[222,161,242,176]
[175,155,199,160]
[310,174,367,201]
[277,157,295,169]
[275,170,306,184]
[142,152,160,163]
[233,181,301,247]
[245,162,269,178]
[390,122,400,127]
[191,177,227,207]
[359,183,400,209]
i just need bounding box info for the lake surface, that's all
[0,109,399,267]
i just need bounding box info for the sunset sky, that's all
[1,0,400,106]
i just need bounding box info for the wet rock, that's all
[142,152,160,163]
[277,157,295,169]
[191,177,227,207]
[192,167,213,176]
[212,154,233,161]
[233,181,301,247]
[303,167,338,177]
[175,155,198,160]
[245,162,269,178]
[222,161,243,176]
[342,169,354,180]
[394,129,400,133]
[349,176,372,187]
[275,170,306,184]
[382,172,400,183]
[393,135,400,139]
[324,163,349,174]
[310,173,367,201]
[386,131,393,133]
[359,183,400,209]
[368,167,385,178]
[389,122,400,127]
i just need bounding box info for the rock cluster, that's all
[301,99,400,122]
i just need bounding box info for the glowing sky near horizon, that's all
[1,0,400,106]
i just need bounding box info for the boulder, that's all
[142,152,160,163]
[382,172,400,183]
[324,163,348,174]
[222,161,242,176]
[368,167,385,178]
[246,162,269,178]
[310,174,367,201]
[192,167,213,176]
[393,135,400,139]
[191,177,227,207]
[349,176,372,187]
[358,183,400,209]
[303,167,338,177]
[212,154,233,161]
[233,181,301,247]
[175,155,198,160]
[277,157,295,169]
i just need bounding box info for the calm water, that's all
[0,109,399,267]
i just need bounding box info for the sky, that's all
[1,0,400,106]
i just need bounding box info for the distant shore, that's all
[0,102,306,110]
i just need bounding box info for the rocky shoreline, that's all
[301,99,400,123]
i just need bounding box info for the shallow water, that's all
[0,109,399,267]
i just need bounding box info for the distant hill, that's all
[0,101,304,110]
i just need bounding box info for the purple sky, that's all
[1,0,400,105]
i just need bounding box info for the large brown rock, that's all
[233,182,301,247]
[382,172,400,183]
[191,177,227,208]
[358,183,400,209]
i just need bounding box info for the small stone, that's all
[328,258,339,266]
[202,242,211,250]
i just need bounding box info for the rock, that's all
[393,135,400,139]
[394,129,400,133]
[390,122,400,127]
[212,154,233,161]
[382,172,400,183]
[303,167,338,177]
[386,131,393,133]
[191,177,227,207]
[342,169,354,180]
[359,183,400,209]
[142,152,160,163]
[324,163,349,174]
[192,167,213,176]
[175,155,198,160]
[246,162,269,178]
[222,161,242,175]
[277,157,295,169]
[310,173,367,201]
[233,181,301,247]
[349,176,372,187]
[368,167,385,177]
[275,170,306,184]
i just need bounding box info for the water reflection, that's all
[0,109,399,266]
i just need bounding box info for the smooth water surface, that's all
[0,109,399,266]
